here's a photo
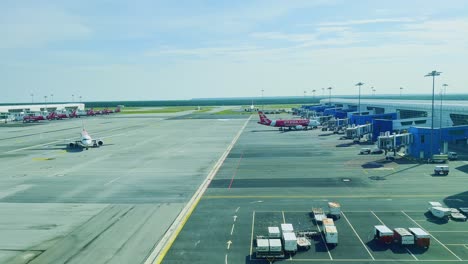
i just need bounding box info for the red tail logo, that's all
[258,111,271,125]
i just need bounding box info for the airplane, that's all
[257,111,320,130]
[68,128,104,150]
[86,109,96,116]
[69,109,88,118]
[23,113,46,122]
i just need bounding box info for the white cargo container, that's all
[328,202,341,219]
[269,239,282,253]
[282,232,297,252]
[256,239,269,253]
[312,208,326,223]
[408,228,430,248]
[393,228,414,245]
[428,201,442,207]
[323,218,335,227]
[268,227,280,238]
[430,207,451,219]
[281,223,294,233]
[324,225,338,245]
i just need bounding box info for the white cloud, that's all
[318,17,417,27]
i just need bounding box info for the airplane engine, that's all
[98,140,104,146]
[295,125,304,130]
[68,143,75,148]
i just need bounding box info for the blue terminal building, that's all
[312,98,468,160]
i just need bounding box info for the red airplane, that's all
[23,114,45,122]
[257,111,321,130]
[102,108,112,115]
[69,109,78,118]
[114,107,121,113]
[86,109,96,116]
[46,112,59,120]
[55,111,68,119]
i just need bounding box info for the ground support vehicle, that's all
[434,165,449,176]
[374,225,393,244]
[312,208,326,223]
[328,202,341,219]
[393,228,414,245]
[324,225,338,246]
[408,228,430,248]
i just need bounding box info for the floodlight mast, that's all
[439,83,448,151]
[400,87,403,97]
[327,87,332,106]
[424,70,441,160]
[355,82,364,115]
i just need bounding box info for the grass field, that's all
[120,106,213,114]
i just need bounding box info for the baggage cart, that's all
[374,225,393,244]
[323,218,335,227]
[268,227,281,238]
[408,228,430,248]
[324,225,338,246]
[312,208,326,223]
[328,202,341,219]
[283,232,297,253]
[393,228,414,245]
[281,223,294,233]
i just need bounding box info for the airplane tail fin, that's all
[258,111,271,125]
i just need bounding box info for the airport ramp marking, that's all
[203,194,468,199]
[0,184,33,199]
[342,211,375,260]
[402,211,462,261]
[147,115,252,264]
[249,211,255,260]
[314,214,333,260]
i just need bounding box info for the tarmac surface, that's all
[161,114,468,264]
[0,109,248,264]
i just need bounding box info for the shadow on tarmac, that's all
[455,164,468,173]
[29,143,115,153]
[444,190,468,208]
[336,142,354,147]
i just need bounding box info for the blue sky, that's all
[1,0,468,103]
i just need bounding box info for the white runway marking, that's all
[0,184,33,199]
[230,224,235,235]
[104,176,121,186]
[342,212,375,260]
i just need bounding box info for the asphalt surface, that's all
[0,109,247,264]
[162,114,468,264]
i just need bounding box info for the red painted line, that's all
[228,152,244,189]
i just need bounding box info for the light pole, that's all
[425,70,442,160]
[44,95,48,111]
[322,87,325,97]
[400,87,403,97]
[50,94,54,103]
[30,93,34,103]
[327,87,332,106]
[72,94,75,102]
[79,95,82,103]
[303,91,307,97]
[439,83,448,152]
[312,89,316,98]
[261,89,264,111]
[355,82,364,115]
[372,88,376,96]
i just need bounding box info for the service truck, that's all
[374,225,393,244]
[408,228,430,248]
[393,228,414,245]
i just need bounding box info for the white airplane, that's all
[68,128,103,150]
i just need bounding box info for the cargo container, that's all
[256,239,269,253]
[408,228,430,248]
[374,225,393,244]
[323,218,335,227]
[281,223,294,233]
[283,232,298,252]
[268,227,280,238]
[324,225,338,246]
[328,202,341,219]
[269,239,282,253]
[393,228,414,245]
[430,206,451,219]
[312,208,326,223]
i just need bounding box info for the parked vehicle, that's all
[360,148,371,155]
[448,152,458,160]
[434,165,449,176]
[374,225,393,244]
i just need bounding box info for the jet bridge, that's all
[345,123,373,142]
[377,131,413,153]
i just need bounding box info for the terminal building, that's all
[312,98,468,160]
[0,104,85,121]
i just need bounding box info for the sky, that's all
[1,0,468,103]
